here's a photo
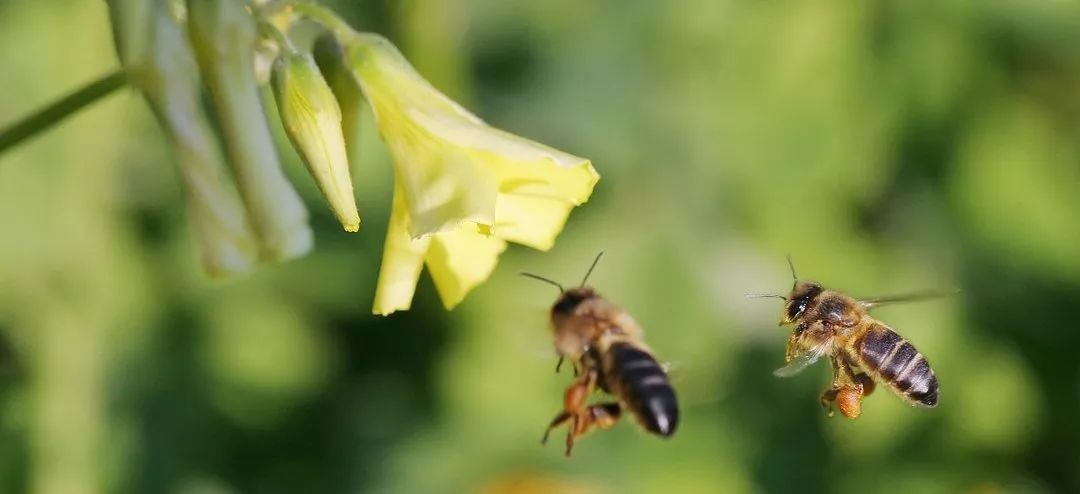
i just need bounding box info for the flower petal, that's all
[338,34,498,237]
[380,123,499,236]
[412,111,599,205]
[373,184,432,315]
[492,194,575,251]
[424,226,507,311]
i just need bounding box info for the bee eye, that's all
[787,300,808,320]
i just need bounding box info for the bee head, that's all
[552,287,597,316]
[521,252,606,317]
[783,281,823,324]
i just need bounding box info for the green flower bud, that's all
[186,0,313,262]
[313,34,364,160]
[108,0,259,277]
[272,50,360,232]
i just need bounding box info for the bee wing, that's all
[859,289,959,309]
[773,338,832,378]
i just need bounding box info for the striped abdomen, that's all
[600,342,679,436]
[852,323,939,407]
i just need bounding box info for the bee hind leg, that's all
[854,372,875,396]
[833,363,871,419]
[585,402,621,432]
[541,368,598,456]
[822,358,871,419]
[562,403,621,456]
[541,411,572,445]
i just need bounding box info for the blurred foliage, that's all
[1,0,1080,493]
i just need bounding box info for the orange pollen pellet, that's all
[837,387,863,419]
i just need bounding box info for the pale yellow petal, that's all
[380,124,499,236]
[424,227,507,310]
[492,194,576,251]
[373,184,432,315]
[411,111,600,204]
[342,33,479,122]
[344,34,497,236]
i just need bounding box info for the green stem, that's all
[289,2,354,36]
[0,70,127,156]
[258,21,299,55]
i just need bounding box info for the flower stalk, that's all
[0,71,126,156]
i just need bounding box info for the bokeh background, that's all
[2,0,1080,493]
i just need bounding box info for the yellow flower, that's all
[333,33,599,314]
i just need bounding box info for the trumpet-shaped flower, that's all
[331,33,599,314]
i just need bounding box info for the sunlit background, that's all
[2,1,1080,493]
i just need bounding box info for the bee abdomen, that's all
[605,343,679,436]
[855,326,939,407]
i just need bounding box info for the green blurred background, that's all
[2,0,1080,493]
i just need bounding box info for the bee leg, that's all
[555,356,565,373]
[563,402,622,455]
[583,403,622,433]
[541,411,571,445]
[541,367,598,456]
[834,361,867,419]
[854,372,875,397]
[784,330,802,362]
[819,357,845,417]
[820,388,839,417]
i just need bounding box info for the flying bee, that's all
[522,253,679,456]
[751,257,944,419]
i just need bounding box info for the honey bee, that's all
[753,258,943,419]
[522,253,678,456]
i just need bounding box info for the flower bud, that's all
[312,33,364,160]
[108,0,259,276]
[272,50,360,232]
[186,0,313,262]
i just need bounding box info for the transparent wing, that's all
[660,360,686,386]
[859,289,959,309]
[773,338,832,378]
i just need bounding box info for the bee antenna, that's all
[580,251,605,287]
[786,254,798,286]
[520,272,564,293]
[746,293,788,301]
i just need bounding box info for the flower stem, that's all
[258,21,299,55]
[0,70,127,156]
[289,2,354,36]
